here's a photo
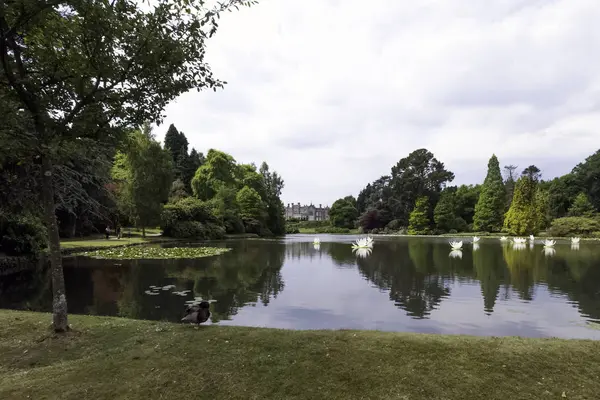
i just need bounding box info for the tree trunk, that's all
[142,226,146,238]
[41,155,69,332]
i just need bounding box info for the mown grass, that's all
[298,228,359,234]
[1,311,599,399]
[60,237,150,249]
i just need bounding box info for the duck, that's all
[181,301,211,325]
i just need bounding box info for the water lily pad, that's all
[75,246,231,260]
[144,290,160,296]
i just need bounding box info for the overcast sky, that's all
[157,0,600,207]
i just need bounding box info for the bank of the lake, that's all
[1,310,599,400]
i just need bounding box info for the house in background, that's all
[285,203,330,221]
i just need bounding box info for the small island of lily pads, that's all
[75,246,231,260]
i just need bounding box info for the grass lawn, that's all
[298,228,359,234]
[1,311,599,399]
[60,237,149,249]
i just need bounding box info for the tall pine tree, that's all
[164,124,189,182]
[503,165,517,209]
[473,155,506,232]
[503,174,540,235]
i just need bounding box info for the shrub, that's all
[315,226,350,234]
[386,219,403,231]
[547,217,600,237]
[0,213,47,256]
[285,223,300,234]
[161,198,224,239]
[449,229,458,234]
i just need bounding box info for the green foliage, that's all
[571,150,600,210]
[260,162,286,236]
[390,149,455,224]
[535,189,551,232]
[568,193,596,218]
[503,176,540,235]
[503,165,518,210]
[408,196,430,235]
[236,186,266,234]
[169,179,189,203]
[209,187,244,234]
[547,217,600,237]
[0,213,47,256]
[191,149,238,200]
[454,184,481,225]
[434,189,457,232]
[329,197,359,229]
[161,197,224,239]
[77,246,230,260]
[546,174,581,219]
[473,155,506,232]
[112,126,174,234]
[286,224,300,234]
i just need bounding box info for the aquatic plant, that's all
[352,237,374,249]
[449,241,463,250]
[353,246,372,258]
[76,246,231,260]
[449,249,463,259]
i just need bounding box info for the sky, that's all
[157,0,600,207]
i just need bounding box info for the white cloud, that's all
[158,0,600,206]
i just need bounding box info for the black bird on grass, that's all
[181,301,211,325]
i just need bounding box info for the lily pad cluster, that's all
[144,285,192,296]
[75,246,231,260]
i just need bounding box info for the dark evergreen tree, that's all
[568,192,596,217]
[473,155,506,232]
[434,189,457,232]
[164,124,190,182]
[503,164,518,209]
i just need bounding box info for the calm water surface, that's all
[2,235,600,339]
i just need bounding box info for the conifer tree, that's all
[408,196,430,235]
[473,155,506,232]
[568,192,596,217]
[503,176,539,235]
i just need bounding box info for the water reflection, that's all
[353,247,372,258]
[449,250,463,259]
[2,236,600,338]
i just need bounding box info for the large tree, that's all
[259,162,286,236]
[390,149,455,224]
[329,196,359,229]
[473,155,506,232]
[191,149,238,200]
[568,192,596,218]
[0,0,254,331]
[434,188,457,232]
[571,150,600,211]
[408,196,430,235]
[503,168,541,235]
[112,124,173,236]
[503,164,518,209]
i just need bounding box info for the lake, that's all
[2,235,600,339]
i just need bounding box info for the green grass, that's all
[298,228,359,234]
[1,311,600,399]
[60,237,150,249]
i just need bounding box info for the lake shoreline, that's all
[1,310,599,399]
[291,232,600,241]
